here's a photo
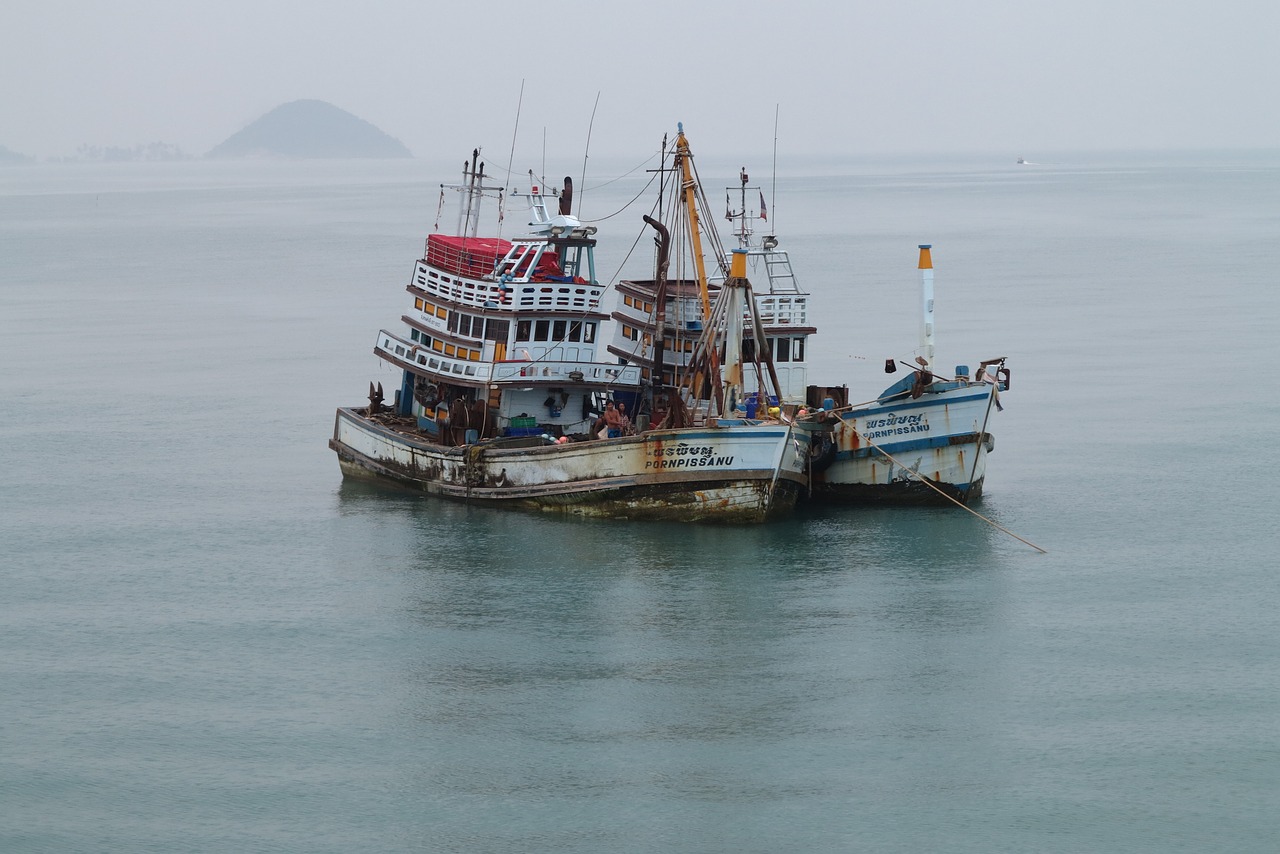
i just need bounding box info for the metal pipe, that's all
[643,214,670,406]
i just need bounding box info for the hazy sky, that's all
[4,0,1278,161]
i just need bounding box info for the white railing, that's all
[376,330,640,386]
[414,261,507,311]
[414,260,606,312]
[491,360,641,385]
[377,330,491,380]
[756,295,808,327]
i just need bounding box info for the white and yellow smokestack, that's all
[918,244,935,371]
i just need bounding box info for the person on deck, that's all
[603,401,622,438]
[616,401,632,436]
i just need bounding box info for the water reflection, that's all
[329,484,1016,824]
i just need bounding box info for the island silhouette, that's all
[207,100,411,159]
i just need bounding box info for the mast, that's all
[674,125,712,319]
[735,167,751,249]
[918,244,935,371]
[644,214,681,426]
[452,149,501,238]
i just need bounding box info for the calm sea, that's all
[2,150,1277,852]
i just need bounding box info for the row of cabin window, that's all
[514,319,597,344]
[449,311,510,342]
[415,297,448,319]
[621,327,806,363]
[415,297,512,343]
[738,336,806,363]
[409,327,483,362]
[622,324,697,353]
[623,294,654,313]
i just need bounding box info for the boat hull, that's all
[811,384,997,505]
[330,408,807,522]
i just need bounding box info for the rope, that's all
[582,149,662,193]
[585,166,661,223]
[856,430,1047,554]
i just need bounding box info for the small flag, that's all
[759,191,767,221]
[726,192,732,221]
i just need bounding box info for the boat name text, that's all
[645,455,735,469]
[862,413,931,440]
[646,444,733,469]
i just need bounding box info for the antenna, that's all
[502,79,525,240]
[578,91,600,217]
[770,104,779,235]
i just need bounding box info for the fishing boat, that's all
[611,155,1010,505]
[807,244,1008,504]
[328,146,808,522]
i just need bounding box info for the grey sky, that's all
[4,0,1277,161]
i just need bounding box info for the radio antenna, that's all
[770,104,779,234]
[578,90,600,217]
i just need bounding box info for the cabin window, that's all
[486,319,509,343]
[516,320,531,341]
[415,298,424,311]
[792,337,805,362]
[534,320,550,341]
[742,338,756,360]
[774,337,790,362]
[553,320,567,341]
[568,321,582,342]
[584,322,596,343]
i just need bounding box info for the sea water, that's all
[2,151,1278,852]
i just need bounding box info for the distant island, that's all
[1,144,35,164]
[59,142,191,163]
[207,100,412,159]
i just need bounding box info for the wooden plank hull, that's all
[330,408,807,522]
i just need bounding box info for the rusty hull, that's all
[330,407,805,523]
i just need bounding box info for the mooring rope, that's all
[856,431,1047,554]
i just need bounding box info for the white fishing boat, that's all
[329,145,807,522]
[804,245,1008,505]
[610,155,1010,505]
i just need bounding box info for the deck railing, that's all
[413,259,605,312]
[377,330,641,386]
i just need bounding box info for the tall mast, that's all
[674,125,712,319]
[455,155,471,235]
[918,244,935,370]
